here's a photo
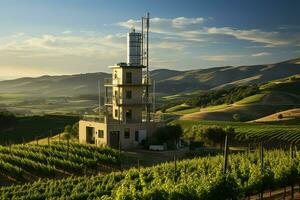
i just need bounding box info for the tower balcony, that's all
[105,96,152,106]
[104,77,151,87]
[81,112,163,124]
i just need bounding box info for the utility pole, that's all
[290,143,294,199]
[259,142,264,200]
[152,80,156,113]
[223,134,228,174]
[98,80,101,118]
[174,155,177,182]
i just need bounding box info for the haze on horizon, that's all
[0,0,300,80]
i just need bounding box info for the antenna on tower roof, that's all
[142,12,150,122]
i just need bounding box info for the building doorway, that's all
[110,131,120,149]
[86,126,95,144]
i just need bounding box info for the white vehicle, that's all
[149,145,165,151]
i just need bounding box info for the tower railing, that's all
[104,77,151,86]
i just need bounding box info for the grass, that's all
[28,132,78,145]
[165,104,192,113]
[235,93,266,105]
[166,104,232,116]
[171,107,201,115]
[200,104,231,111]
[260,74,300,95]
[0,115,78,145]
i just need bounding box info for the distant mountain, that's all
[0,73,110,97]
[0,57,299,97]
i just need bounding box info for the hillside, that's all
[0,73,110,97]
[179,74,300,122]
[154,57,300,94]
[252,108,300,124]
[0,57,300,97]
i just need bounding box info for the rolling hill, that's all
[179,74,300,122]
[251,108,300,124]
[0,57,300,97]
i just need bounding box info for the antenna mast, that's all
[142,12,150,122]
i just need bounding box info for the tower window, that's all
[114,70,118,79]
[126,72,132,84]
[115,109,118,117]
[126,90,132,99]
[135,131,139,141]
[126,109,132,120]
[124,128,130,139]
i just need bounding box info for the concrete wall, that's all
[79,120,165,149]
[79,120,108,146]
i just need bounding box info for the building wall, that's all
[112,67,144,122]
[79,120,108,146]
[79,120,165,149]
[107,122,164,149]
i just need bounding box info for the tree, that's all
[277,114,283,119]
[150,124,183,149]
[0,110,16,129]
[200,126,235,148]
[71,122,79,137]
[232,113,241,121]
[63,125,72,140]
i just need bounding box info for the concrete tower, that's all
[79,13,164,149]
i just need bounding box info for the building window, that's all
[115,109,118,117]
[125,72,132,84]
[98,130,104,138]
[126,109,132,120]
[114,70,118,79]
[124,128,130,139]
[126,90,132,99]
[135,131,139,141]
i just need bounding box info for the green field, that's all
[235,93,266,105]
[0,93,98,115]
[0,115,78,145]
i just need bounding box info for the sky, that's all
[0,0,299,80]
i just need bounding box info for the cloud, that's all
[0,32,126,58]
[118,17,296,47]
[171,17,205,28]
[200,55,243,62]
[118,17,206,42]
[251,52,272,57]
[206,27,289,46]
[62,30,72,34]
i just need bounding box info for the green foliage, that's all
[233,113,241,121]
[0,110,16,129]
[0,150,299,199]
[177,120,300,144]
[63,122,79,139]
[150,125,183,146]
[0,114,78,145]
[182,125,235,147]
[160,84,259,113]
[187,84,259,107]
